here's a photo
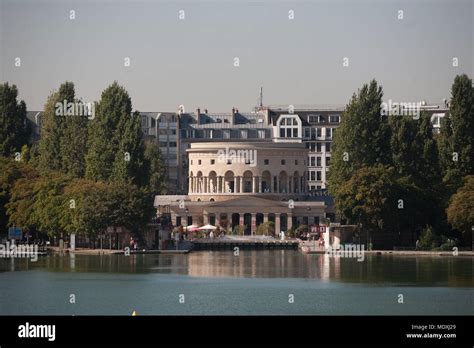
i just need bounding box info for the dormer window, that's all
[278,115,300,138]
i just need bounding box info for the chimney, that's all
[196,108,200,116]
[232,107,235,115]
[204,108,208,114]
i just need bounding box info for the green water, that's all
[0,251,472,315]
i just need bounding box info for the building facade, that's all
[154,141,328,235]
[26,102,449,196]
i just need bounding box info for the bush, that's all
[232,225,245,236]
[286,227,296,238]
[418,226,437,249]
[255,221,275,236]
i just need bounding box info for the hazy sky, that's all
[1,0,472,112]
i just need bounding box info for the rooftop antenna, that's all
[259,87,263,109]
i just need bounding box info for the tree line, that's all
[328,74,473,249]
[0,81,167,243]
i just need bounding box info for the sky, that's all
[1,0,473,112]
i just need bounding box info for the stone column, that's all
[251,213,256,235]
[239,214,245,226]
[235,176,240,193]
[287,177,291,193]
[204,177,208,193]
[263,213,269,223]
[276,177,280,193]
[258,176,262,193]
[221,177,225,193]
[275,214,281,234]
[287,213,293,230]
[203,213,209,225]
[240,176,244,193]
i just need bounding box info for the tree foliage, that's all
[328,79,390,192]
[438,74,474,188]
[446,175,474,235]
[0,83,30,157]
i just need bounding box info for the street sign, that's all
[8,227,22,240]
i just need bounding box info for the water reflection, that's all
[0,250,472,287]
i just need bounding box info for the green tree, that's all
[0,83,30,156]
[438,74,474,188]
[85,82,132,182]
[111,111,146,185]
[446,175,474,236]
[60,98,89,178]
[334,165,400,248]
[328,80,390,193]
[105,182,155,237]
[388,112,444,234]
[0,157,39,235]
[63,179,111,238]
[29,174,71,239]
[143,141,167,194]
[37,82,75,173]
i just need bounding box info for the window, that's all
[310,127,321,140]
[159,129,167,135]
[279,116,299,138]
[191,160,193,165]
[329,115,340,123]
[309,157,315,166]
[241,130,248,139]
[325,142,331,152]
[326,128,332,139]
[198,160,201,165]
[317,157,321,166]
[281,160,286,165]
[258,130,266,139]
[310,171,316,181]
[264,159,269,165]
[169,141,177,147]
[308,114,320,123]
[159,141,167,147]
[316,143,322,152]
[304,128,310,138]
[223,130,230,139]
[326,156,331,166]
[295,160,298,165]
[210,159,215,165]
[316,171,322,181]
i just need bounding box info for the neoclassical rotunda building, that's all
[155,140,329,235]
